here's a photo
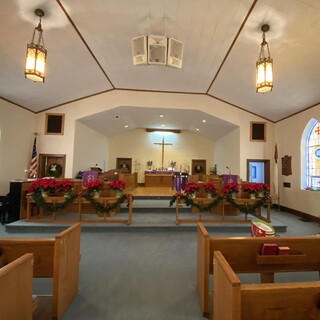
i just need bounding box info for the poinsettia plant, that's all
[109,179,126,191]
[242,182,260,195]
[223,182,239,194]
[184,182,200,195]
[203,181,217,196]
[28,178,57,194]
[84,179,104,193]
[55,180,74,193]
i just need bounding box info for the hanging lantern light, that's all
[256,24,273,93]
[25,9,47,83]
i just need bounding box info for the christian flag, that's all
[29,136,38,178]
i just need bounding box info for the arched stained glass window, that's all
[305,119,320,189]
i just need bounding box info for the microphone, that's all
[226,166,231,175]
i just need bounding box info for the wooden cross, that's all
[154,136,173,170]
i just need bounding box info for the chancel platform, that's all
[5,190,287,234]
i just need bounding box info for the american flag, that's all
[29,136,37,178]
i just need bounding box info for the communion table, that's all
[144,170,177,187]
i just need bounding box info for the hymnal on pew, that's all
[261,243,278,255]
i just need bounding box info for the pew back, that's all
[0,253,34,320]
[197,222,320,318]
[53,223,81,319]
[214,251,320,320]
[0,223,81,320]
[0,238,55,277]
[208,235,320,274]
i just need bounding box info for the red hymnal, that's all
[261,243,278,255]
[278,246,290,255]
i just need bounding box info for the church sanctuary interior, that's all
[1,0,320,319]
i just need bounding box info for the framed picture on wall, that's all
[45,113,65,135]
[250,122,266,142]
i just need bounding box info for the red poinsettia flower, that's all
[84,179,104,192]
[55,180,74,193]
[223,182,239,194]
[28,178,57,194]
[242,183,259,194]
[109,180,126,191]
[184,182,200,195]
[203,182,217,196]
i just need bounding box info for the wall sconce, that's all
[25,8,47,83]
[256,24,273,93]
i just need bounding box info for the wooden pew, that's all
[197,222,320,318]
[213,250,320,320]
[0,253,35,320]
[0,223,81,320]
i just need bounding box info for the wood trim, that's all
[279,205,320,224]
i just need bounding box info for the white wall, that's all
[34,90,274,181]
[73,121,109,178]
[108,129,214,183]
[214,128,240,176]
[275,103,320,217]
[0,100,35,193]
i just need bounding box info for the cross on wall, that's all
[154,136,173,170]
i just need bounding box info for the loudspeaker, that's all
[167,38,183,69]
[148,35,167,65]
[131,36,147,65]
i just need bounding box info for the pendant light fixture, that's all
[256,24,273,93]
[25,9,47,83]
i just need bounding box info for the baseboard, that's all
[279,205,320,223]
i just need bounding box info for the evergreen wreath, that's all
[194,164,203,173]
[32,193,77,212]
[47,163,63,178]
[83,193,132,213]
[169,193,269,214]
[169,193,223,212]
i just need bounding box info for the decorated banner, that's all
[82,170,99,185]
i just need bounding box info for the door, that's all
[38,154,66,178]
[246,159,270,185]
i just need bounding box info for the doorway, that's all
[246,159,270,185]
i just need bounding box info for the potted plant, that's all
[147,160,153,170]
[223,182,239,199]
[84,179,104,198]
[184,182,200,198]
[55,180,74,197]
[242,182,259,199]
[109,180,126,197]
[203,181,217,198]
[28,178,57,197]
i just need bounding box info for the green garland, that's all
[31,192,132,214]
[169,194,223,212]
[226,195,268,215]
[83,193,131,213]
[169,193,269,214]
[32,192,77,212]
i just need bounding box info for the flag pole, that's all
[29,132,38,178]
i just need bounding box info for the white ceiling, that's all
[1,0,320,139]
